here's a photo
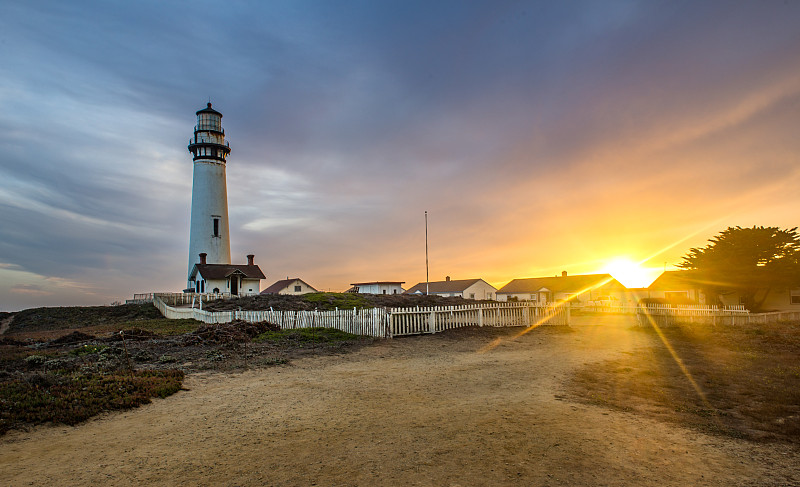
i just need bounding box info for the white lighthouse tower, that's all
[187,103,232,287]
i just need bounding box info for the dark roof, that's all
[193,264,265,280]
[647,270,708,291]
[497,274,625,294]
[196,102,222,116]
[261,278,317,294]
[350,281,404,286]
[405,279,494,294]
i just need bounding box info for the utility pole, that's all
[425,211,429,296]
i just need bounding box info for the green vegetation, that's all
[678,226,800,311]
[254,327,362,344]
[9,303,163,333]
[302,292,372,310]
[571,319,800,442]
[116,318,202,336]
[0,369,184,434]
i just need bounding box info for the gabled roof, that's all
[261,278,317,294]
[350,281,405,286]
[405,279,495,294]
[192,264,265,280]
[497,274,625,294]
[647,270,706,291]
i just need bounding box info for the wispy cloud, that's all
[1,1,799,309]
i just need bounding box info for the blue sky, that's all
[2,1,800,310]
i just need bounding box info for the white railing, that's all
[153,297,570,338]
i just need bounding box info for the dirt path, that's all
[1,316,797,486]
[0,315,13,335]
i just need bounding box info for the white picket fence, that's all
[583,302,748,315]
[388,303,569,336]
[153,296,569,338]
[745,310,800,324]
[634,304,750,326]
[129,292,231,305]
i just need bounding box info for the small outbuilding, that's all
[347,281,405,295]
[261,278,318,295]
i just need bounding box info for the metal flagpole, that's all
[425,211,429,296]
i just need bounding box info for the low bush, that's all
[0,369,184,435]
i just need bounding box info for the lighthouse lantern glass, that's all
[198,113,221,132]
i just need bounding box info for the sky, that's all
[1,0,799,311]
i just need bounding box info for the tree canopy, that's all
[677,226,800,310]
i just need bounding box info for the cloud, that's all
[1,1,800,308]
[10,284,52,296]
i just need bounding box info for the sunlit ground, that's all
[568,314,800,442]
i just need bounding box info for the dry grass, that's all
[570,319,800,442]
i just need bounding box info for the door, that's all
[231,275,239,295]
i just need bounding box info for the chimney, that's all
[562,271,567,277]
[446,276,451,281]
[247,254,255,266]
[199,253,207,265]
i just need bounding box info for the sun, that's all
[602,258,659,288]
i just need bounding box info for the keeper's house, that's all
[405,277,497,300]
[496,272,626,305]
[188,253,265,296]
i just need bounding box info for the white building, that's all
[405,277,497,300]
[496,272,626,305]
[185,103,263,294]
[188,253,264,296]
[348,281,405,295]
[187,103,232,286]
[261,278,318,295]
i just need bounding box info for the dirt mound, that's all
[183,321,279,344]
[50,331,96,345]
[9,304,162,333]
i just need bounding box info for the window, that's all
[382,290,387,294]
[791,290,800,304]
[213,218,220,237]
[294,285,302,292]
[470,293,475,299]
[200,280,205,293]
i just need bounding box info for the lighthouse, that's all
[187,103,232,286]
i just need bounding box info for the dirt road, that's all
[1,316,797,486]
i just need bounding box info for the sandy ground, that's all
[1,315,798,486]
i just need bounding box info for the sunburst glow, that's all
[602,258,660,288]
